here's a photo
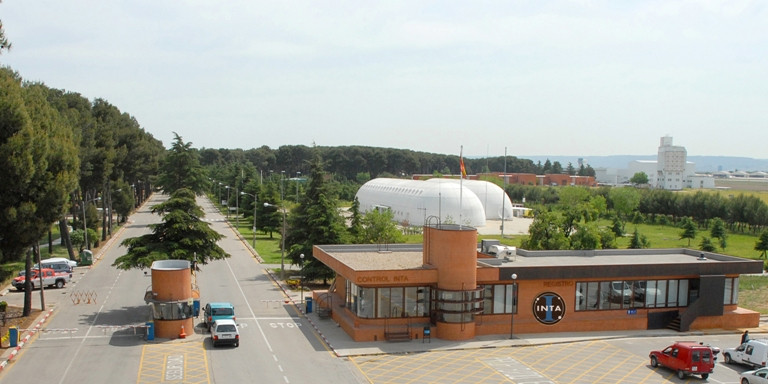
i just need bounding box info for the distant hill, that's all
[523,155,768,173]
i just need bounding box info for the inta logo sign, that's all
[533,292,565,325]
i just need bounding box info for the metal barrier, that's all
[0,311,23,327]
[70,290,98,305]
[38,328,79,338]
[260,299,290,308]
[95,323,150,336]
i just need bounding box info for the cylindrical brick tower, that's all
[423,224,481,340]
[148,260,195,339]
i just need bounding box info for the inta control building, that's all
[311,224,763,342]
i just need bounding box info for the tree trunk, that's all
[60,218,76,260]
[102,186,108,241]
[23,248,33,317]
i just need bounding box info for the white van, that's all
[42,257,78,268]
[724,339,768,368]
[34,258,75,275]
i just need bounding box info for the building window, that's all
[481,284,516,314]
[345,282,430,319]
[432,288,484,323]
[724,277,739,305]
[150,301,194,320]
[575,279,691,311]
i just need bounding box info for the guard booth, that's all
[143,260,196,339]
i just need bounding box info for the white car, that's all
[740,367,768,384]
[210,319,239,347]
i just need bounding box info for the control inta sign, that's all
[533,292,565,325]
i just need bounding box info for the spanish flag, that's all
[460,152,467,178]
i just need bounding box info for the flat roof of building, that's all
[314,244,763,278]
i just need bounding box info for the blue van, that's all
[203,302,235,330]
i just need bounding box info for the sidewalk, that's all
[270,269,768,357]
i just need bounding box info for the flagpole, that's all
[459,145,463,229]
[502,146,507,238]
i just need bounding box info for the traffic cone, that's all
[179,325,186,339]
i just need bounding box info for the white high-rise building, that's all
[594,136,714,189]
[657,135,687,190]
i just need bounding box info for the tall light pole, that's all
[241,192,257,248]
[510,273,518,339]
[296,171,301,201]
[300,253,305,306]
[225,185,230,218]
[235,187,239,229]
[264,202,286,279]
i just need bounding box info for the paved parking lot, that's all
[349,337,753,384]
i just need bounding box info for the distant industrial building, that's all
[595,136,715,190]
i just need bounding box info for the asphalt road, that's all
[0,194,368,384]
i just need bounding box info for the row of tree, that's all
[113,135,395,283]
[517,184,768,261]
[506,184,768,235]
[199,145,595,185]
[0,67,166,315]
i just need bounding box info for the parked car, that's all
[740,367,768,384]
[210,319,239,347]
[203,302,235,330]
[724,339,768,368]
[649,341,716,380]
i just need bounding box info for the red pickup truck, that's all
[12,268,71,290]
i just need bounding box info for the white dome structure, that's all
[355,178,490,227]
[426,178,515,220]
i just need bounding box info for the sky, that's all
[1,1,767,159]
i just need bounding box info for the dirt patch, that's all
[1,306,43,348]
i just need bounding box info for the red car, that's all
[650,341,716,380]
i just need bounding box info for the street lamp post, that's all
[300,253,305,307]
[241,192,257,248]
[225,186,230,218]
[296,171,301,201]
[510,273,518,339]
[218,182,222,207]
[264,202,286,279]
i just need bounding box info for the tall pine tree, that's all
[284,149,348,282]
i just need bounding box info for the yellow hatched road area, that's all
[350,340,678,384]
[137,341,209,384]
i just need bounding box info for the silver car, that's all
[741,367,768,384]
